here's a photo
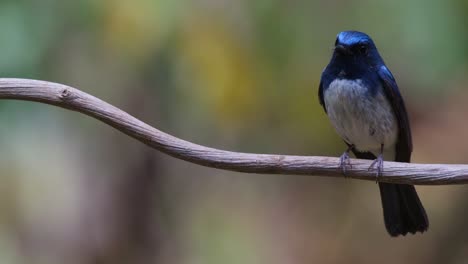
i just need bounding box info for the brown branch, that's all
[0,78,464,185]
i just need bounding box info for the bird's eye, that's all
[359,44,368,54]
[335,37,339,46]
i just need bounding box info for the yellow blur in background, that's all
[0,0,467,263]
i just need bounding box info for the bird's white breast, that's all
[323,79,398,154]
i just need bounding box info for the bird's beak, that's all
[335,44,351,55]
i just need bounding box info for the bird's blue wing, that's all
[318,69,329,113]
[318,79,327,113]
[378,65,412,162]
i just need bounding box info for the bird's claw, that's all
[339,151,352,177]
[368,154,384,182]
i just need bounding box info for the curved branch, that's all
[0,78,464,185]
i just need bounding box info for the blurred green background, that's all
[0,0,467,263]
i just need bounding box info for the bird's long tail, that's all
[352,150,428,236]
[378,183,428,236]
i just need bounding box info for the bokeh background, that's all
[0,0,467,263]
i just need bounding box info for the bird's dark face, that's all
[330,31,383,73]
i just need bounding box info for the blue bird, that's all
[318,31,429,236]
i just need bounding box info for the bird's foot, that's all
[339,151,352,176]
[368,154,384,182]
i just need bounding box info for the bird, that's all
[318,31,429,236]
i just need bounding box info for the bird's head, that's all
[332,31,382,66]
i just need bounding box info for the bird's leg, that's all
[368,144,384,182]
[339,144,354,176]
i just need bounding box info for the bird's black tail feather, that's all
[378,183,428,236]
[351,149,428,236]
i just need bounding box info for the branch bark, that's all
[0,78,464,185]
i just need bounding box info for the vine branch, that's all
[0,78,464,185]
